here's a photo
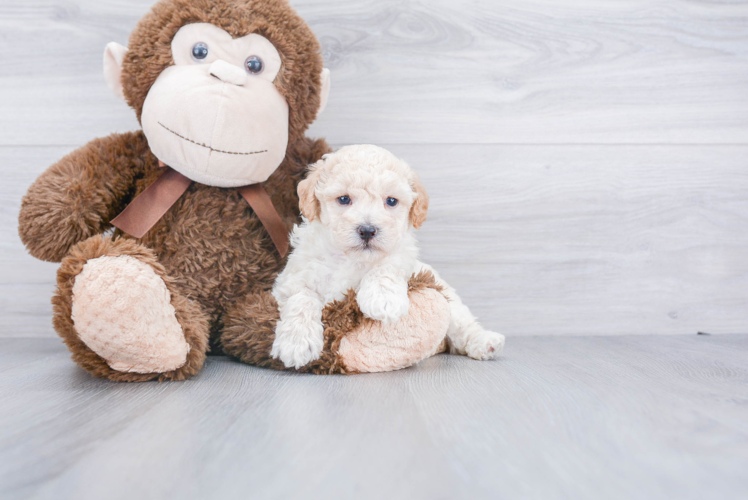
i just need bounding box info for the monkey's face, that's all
[104,0,330,187]
[137,23,288,187]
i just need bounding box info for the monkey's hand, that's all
[18,132,150,262]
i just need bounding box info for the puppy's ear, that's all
[409,173,429,229]
[298,163,323,221]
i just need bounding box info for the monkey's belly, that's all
[140,185,288,317]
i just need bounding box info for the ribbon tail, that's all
[238,184,290,258]
[111,168,193,239]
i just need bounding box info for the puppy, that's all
[271,145,505,369]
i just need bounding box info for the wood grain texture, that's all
[4,145,748,337]
[0,335,746,500]
[405,144,748,336]
[1,1,747,336]
[0,0,747,146]
[0,147,67,337]
[3,3,746,498]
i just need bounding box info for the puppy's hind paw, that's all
[465,329,506,361]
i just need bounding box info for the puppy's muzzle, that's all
[358,224,377,243]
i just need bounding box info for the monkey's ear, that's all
[317,68,331,117]
[103,42,128,101]
[298,164,324,222]
[409,174,429,229]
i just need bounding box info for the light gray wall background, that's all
[1,0,747,337]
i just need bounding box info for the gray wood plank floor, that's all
[1,335,746,500]
[2,4,746,499]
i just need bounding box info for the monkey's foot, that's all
[338,286,450,373]
[71,255,190,373]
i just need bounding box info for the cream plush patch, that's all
[71,255,189,374]
[339,287,450,373]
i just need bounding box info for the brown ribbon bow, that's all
[111,162,290,257]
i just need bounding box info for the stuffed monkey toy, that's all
[18,0,450,381]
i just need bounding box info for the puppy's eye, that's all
[191,42,209,61]
[337,195,351,205]
[386,197,399,207]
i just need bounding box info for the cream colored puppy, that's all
[271,145,505,369]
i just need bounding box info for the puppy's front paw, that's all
[271,319,324,369]
[465,329,505,360]
[357,287,410,324]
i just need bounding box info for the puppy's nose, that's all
[358,225,377,242]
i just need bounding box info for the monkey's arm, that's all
[18,131,152,262]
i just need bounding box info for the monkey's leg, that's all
[336,272,451,373]
[221,289,351,374]
[220,272,450,374]
[53,236,210,382]
[220,289,292,372]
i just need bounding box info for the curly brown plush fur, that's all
[54,236,210,382]
[18,0,331,381]
[19,0,451,381]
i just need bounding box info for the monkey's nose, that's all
[209,60,246,86]
[358,225,377,243]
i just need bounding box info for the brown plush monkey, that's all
[18,0,449,381]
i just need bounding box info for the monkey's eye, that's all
[386,197,399,207]
[245,56,264,75]
[191,42,209,61]
[337,195,351,206]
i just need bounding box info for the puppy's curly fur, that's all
[221,270,447,374]
[270,145,505,370]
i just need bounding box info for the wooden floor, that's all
[1,334,746,500]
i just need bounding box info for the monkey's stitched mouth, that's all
[158,122,268,156]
